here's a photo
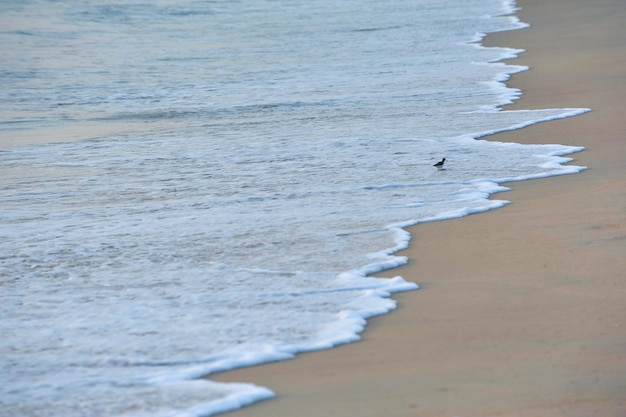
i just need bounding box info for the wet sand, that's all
[213,0,626,415]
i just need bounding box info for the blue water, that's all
[0,1,586,416]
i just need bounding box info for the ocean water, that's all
[0,0,587,416]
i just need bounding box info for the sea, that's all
[0,0,588,416]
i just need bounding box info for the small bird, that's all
[433,157,446,170]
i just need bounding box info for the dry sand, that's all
[213,0,626,415]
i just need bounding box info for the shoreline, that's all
[213,0,626,416]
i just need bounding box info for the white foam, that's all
[119,380,274,417]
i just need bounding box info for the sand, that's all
[212,0,626,416]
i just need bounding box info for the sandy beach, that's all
[213,0,626,416]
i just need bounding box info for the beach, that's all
[213,0,626,415]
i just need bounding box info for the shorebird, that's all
[433,157,446,170]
